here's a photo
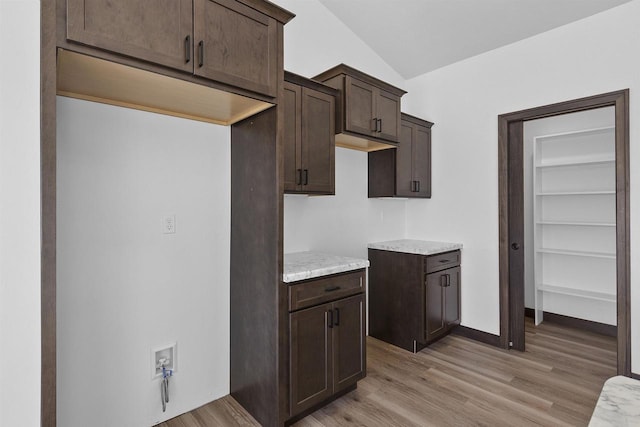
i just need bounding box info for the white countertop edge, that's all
[367,239,463,256]
[283,251,369,284]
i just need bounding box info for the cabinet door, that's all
[395,121,414,197]
[344,76,376,136]
[425,271,445,342]
[376,89,401,142]
[194,0,278,97]
[332,294,366,393]
[413,124,432,198]
[290,303,333,416]
[67,0,193,73]
[301,88,335,194]
[444,267,461,327]
[283,82,302,192]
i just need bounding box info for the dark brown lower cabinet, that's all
[288,272,366,419]
[369,249,461,352]
[426,267,460,342]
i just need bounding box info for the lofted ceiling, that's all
[318,0,633,79]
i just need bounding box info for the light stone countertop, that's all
[283,251,369,283]
[367,239,463,255]
[589,376,640,426]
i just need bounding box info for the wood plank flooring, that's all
[160,318,616,426]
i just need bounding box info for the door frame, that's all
[497,90,631,376]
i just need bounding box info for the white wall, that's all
[403,0,639,372]
[284,148,406,259]
[0,1,41,426]
[57,98,230,426]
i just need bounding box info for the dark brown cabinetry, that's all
[284,72,337,194]
[368,249,461,352]
[64,0,288,98]
[288,270,366,418]
[313,64,407,152]
[368,113,433,198]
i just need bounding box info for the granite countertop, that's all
[367,239,463,255]
[283,251,369,283]
[589,376,640,426]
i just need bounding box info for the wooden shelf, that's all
[536,284,615,303]
[57,49,274,126]
[537,220,616,227]
[536,248,616,259]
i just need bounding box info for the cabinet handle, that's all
[198,40,204,67]
[416,180,420,192]
[378,118,382,133]
[327,309,334,328]
[446,274,451,287]
[440,275,447,287]
[303,169,309,186]
[324,286,341,292]
[334,308,340,326]
[412,180,417,192]
[184,35,191,63]
[371,118,378,132]
[439,259,449,263]
[296,169,302,185]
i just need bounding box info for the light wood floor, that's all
[160,318,616,426]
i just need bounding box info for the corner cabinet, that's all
[284,72,337,195]
[288,270,366,418]
[368,248,461,352]
[66,0,281,97]
[313,64,406,152]
[369,113,433,198]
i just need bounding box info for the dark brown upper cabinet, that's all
[368,113,433,198]
[193,0,278,97]
[313,64,407,152]
[60,0,294,125]
[66,0,282,97]
[66,0,195,74]
[284,72,337,195]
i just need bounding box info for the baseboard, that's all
[524,308,616,337]
[452,325,501,347]
[631,373,640,381]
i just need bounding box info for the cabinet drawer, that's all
[289,270,365,312]
[425,250,460,273]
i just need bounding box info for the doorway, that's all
[497,90,630,376]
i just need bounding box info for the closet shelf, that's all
[535,126,615,142]
[536,248,616,259]
[535,157,614,168]
[536,284,615,303]
[536,190,615,196]
[536,220,616,227]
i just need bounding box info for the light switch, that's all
[162,215,176,234]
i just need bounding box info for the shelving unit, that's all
[533,126,616,326]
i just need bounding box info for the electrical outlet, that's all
[162,215,176,234]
